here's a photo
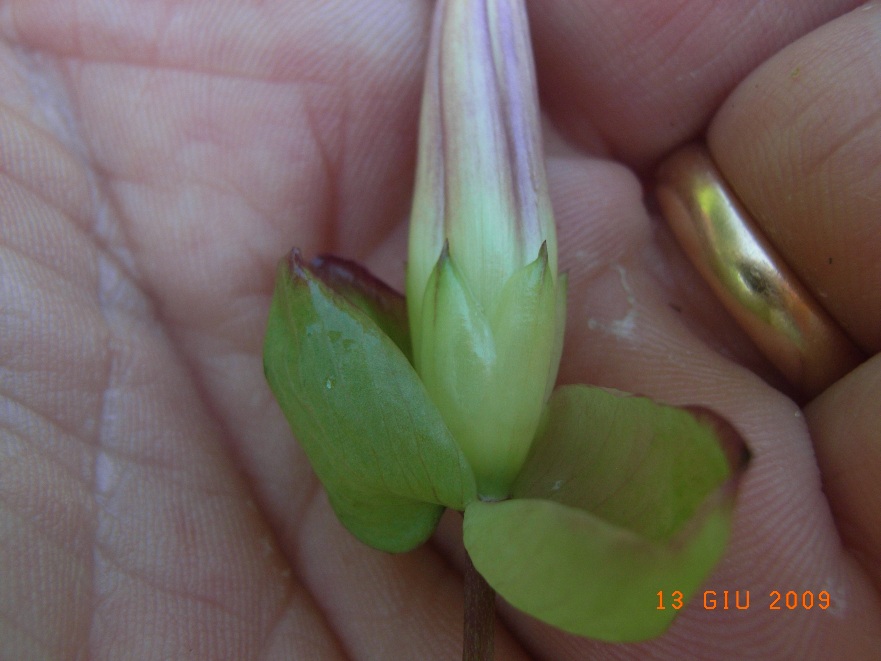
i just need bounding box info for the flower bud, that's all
[407,0,566,499]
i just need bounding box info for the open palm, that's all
[3,1,879,659]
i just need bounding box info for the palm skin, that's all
[2,1,879,659]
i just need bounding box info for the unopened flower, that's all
[407,0,566,499]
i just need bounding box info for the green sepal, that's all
[264,250,476,552]
[463,385,748,641]
[415,244,564,499]
[484,242,561,488]
[544,270,568,401]
[415,245,498,496]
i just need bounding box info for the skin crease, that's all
[0,0,879,659]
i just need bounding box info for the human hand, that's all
[1,1,878,659]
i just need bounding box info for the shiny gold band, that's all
[655,144,864,397]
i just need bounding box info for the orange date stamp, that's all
[657,589,832,611]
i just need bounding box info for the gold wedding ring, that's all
[655,144,864,398]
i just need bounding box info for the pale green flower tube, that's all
[407,0,566,500]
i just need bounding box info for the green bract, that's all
[263,252,476,552]
[464,385,746,641]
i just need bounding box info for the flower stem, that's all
[463,551,495,661]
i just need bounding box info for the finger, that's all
[708,2,881,353]
[526,0,861,166]
[291,496,531,660]
[806,354,881,589]
[505,153,881,658]
[545,154,786,393]
[4,0,429,268]
[0,69,344,658]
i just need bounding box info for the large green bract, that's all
[263,252,476,553]
[463,385,744,641]
[263,254,746,640]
